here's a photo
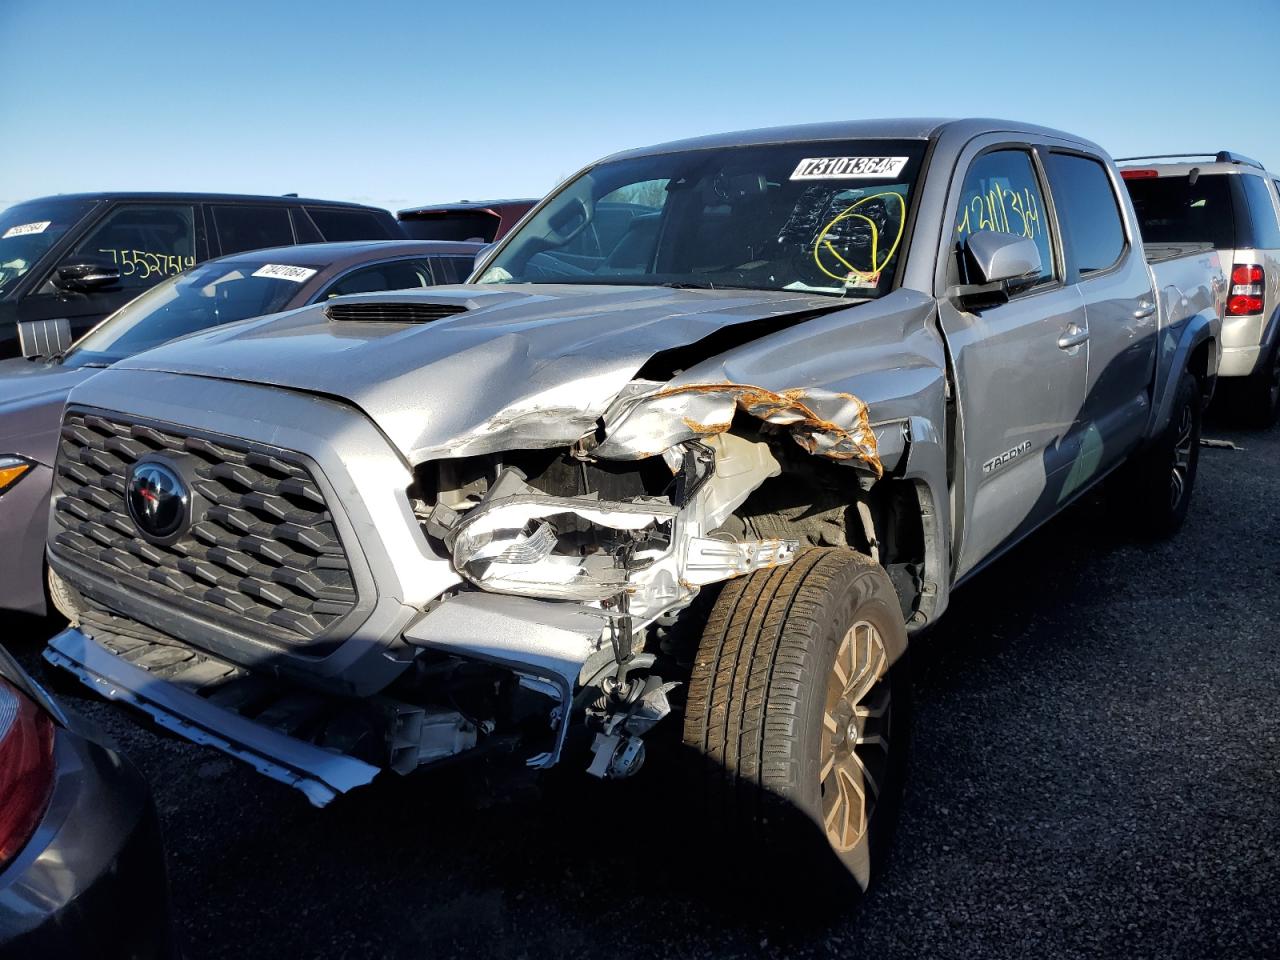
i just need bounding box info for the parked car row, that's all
[1,119,1277,948]
[0,192,525,359]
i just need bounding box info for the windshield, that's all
[478,140,927,298]
[63,259,319,366]
[0,198,96,298]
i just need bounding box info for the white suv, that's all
[1121,152,1280,425]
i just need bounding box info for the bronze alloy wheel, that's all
[820,620,891,853]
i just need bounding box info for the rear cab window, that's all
[953,148,1055,287]
[212,204,295,255]
[1044,153,1127,275]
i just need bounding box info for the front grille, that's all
[51,410,359,648]
[324,301,467,324]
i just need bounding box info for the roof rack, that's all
[1115,151,1264,170]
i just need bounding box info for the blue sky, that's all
[2,0,1277,213]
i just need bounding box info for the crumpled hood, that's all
[0,357,97,464]
[112,284,850,462]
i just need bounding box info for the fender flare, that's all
[1149,310,1216,440]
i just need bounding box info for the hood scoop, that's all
[325,301,469,324]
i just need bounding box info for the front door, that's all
[937,145,1090,579]
[18,202,200,339]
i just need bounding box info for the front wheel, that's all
[682,548,910,902]
[1119,370,1203,539]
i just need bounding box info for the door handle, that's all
[1133,300,1156,319]
[1057,324,1089,350]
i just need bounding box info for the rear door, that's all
[1044,150,1156,474]
[935,139,1090,579]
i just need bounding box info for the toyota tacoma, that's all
[42,119,1224,896]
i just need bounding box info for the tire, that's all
[1121,370,1203,539]
[1223,340,1280,428]
[681,547,910,903]
[45,564,79,624]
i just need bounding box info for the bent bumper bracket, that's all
[43,627,380,807]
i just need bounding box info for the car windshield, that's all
[0,198,96,298]
[477,140,926,298]
[62,259,319,367]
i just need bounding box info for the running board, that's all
[44,626,380,807]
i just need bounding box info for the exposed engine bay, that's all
[397,379,888,784]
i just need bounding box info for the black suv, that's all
[0,193,404,358]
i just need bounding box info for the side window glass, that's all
[212,205,295,255]
[306,207,393,241]
[322,259,433,299]
[954,150,1053,284]
[1239,176,1280,249]
[439,256,478,283]
[1045,153,1127,274]
[290,208,324,244]
[59,204,196,292]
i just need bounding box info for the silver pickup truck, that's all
[42,118,1224,901]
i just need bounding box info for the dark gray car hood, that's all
[112,284,851,462]
[0,358,98,464]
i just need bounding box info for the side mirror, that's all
[949,231,1043,309]
[966,231,1041,284]
[17,318,73,359]
[52,257,121,293]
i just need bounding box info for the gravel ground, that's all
[9,413,1279,960]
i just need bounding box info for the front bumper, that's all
[0,711,173,959]
[0,461,53,616]
[43,626,381,807]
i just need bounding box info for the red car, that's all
[396,199,536,244]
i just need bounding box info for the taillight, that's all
[1121,169,1159,179]
[0,677,55,868]
[1227,263,1265,316]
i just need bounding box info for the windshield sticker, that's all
[252,263,317,283]
[790,157,908,180]
[2,221,52,239]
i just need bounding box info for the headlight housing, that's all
[451,494,677,601]
[0,455,33,494]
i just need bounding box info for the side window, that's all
[450,256,477,282]
[321,259,433,299]
[1238,175,1280,249]
[954,150,1053,284]
[305,207,395,241]
[1045,153,1127,275]
[212,205,295,255]
[59,203,196,291]
[430,256,477,284]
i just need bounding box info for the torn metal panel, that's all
[594,382,882,475]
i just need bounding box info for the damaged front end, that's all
[404,379,881,783]
[44,357,887,807]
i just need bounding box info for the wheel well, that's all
[727,449,929,623]
[1187,339,1212,388]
